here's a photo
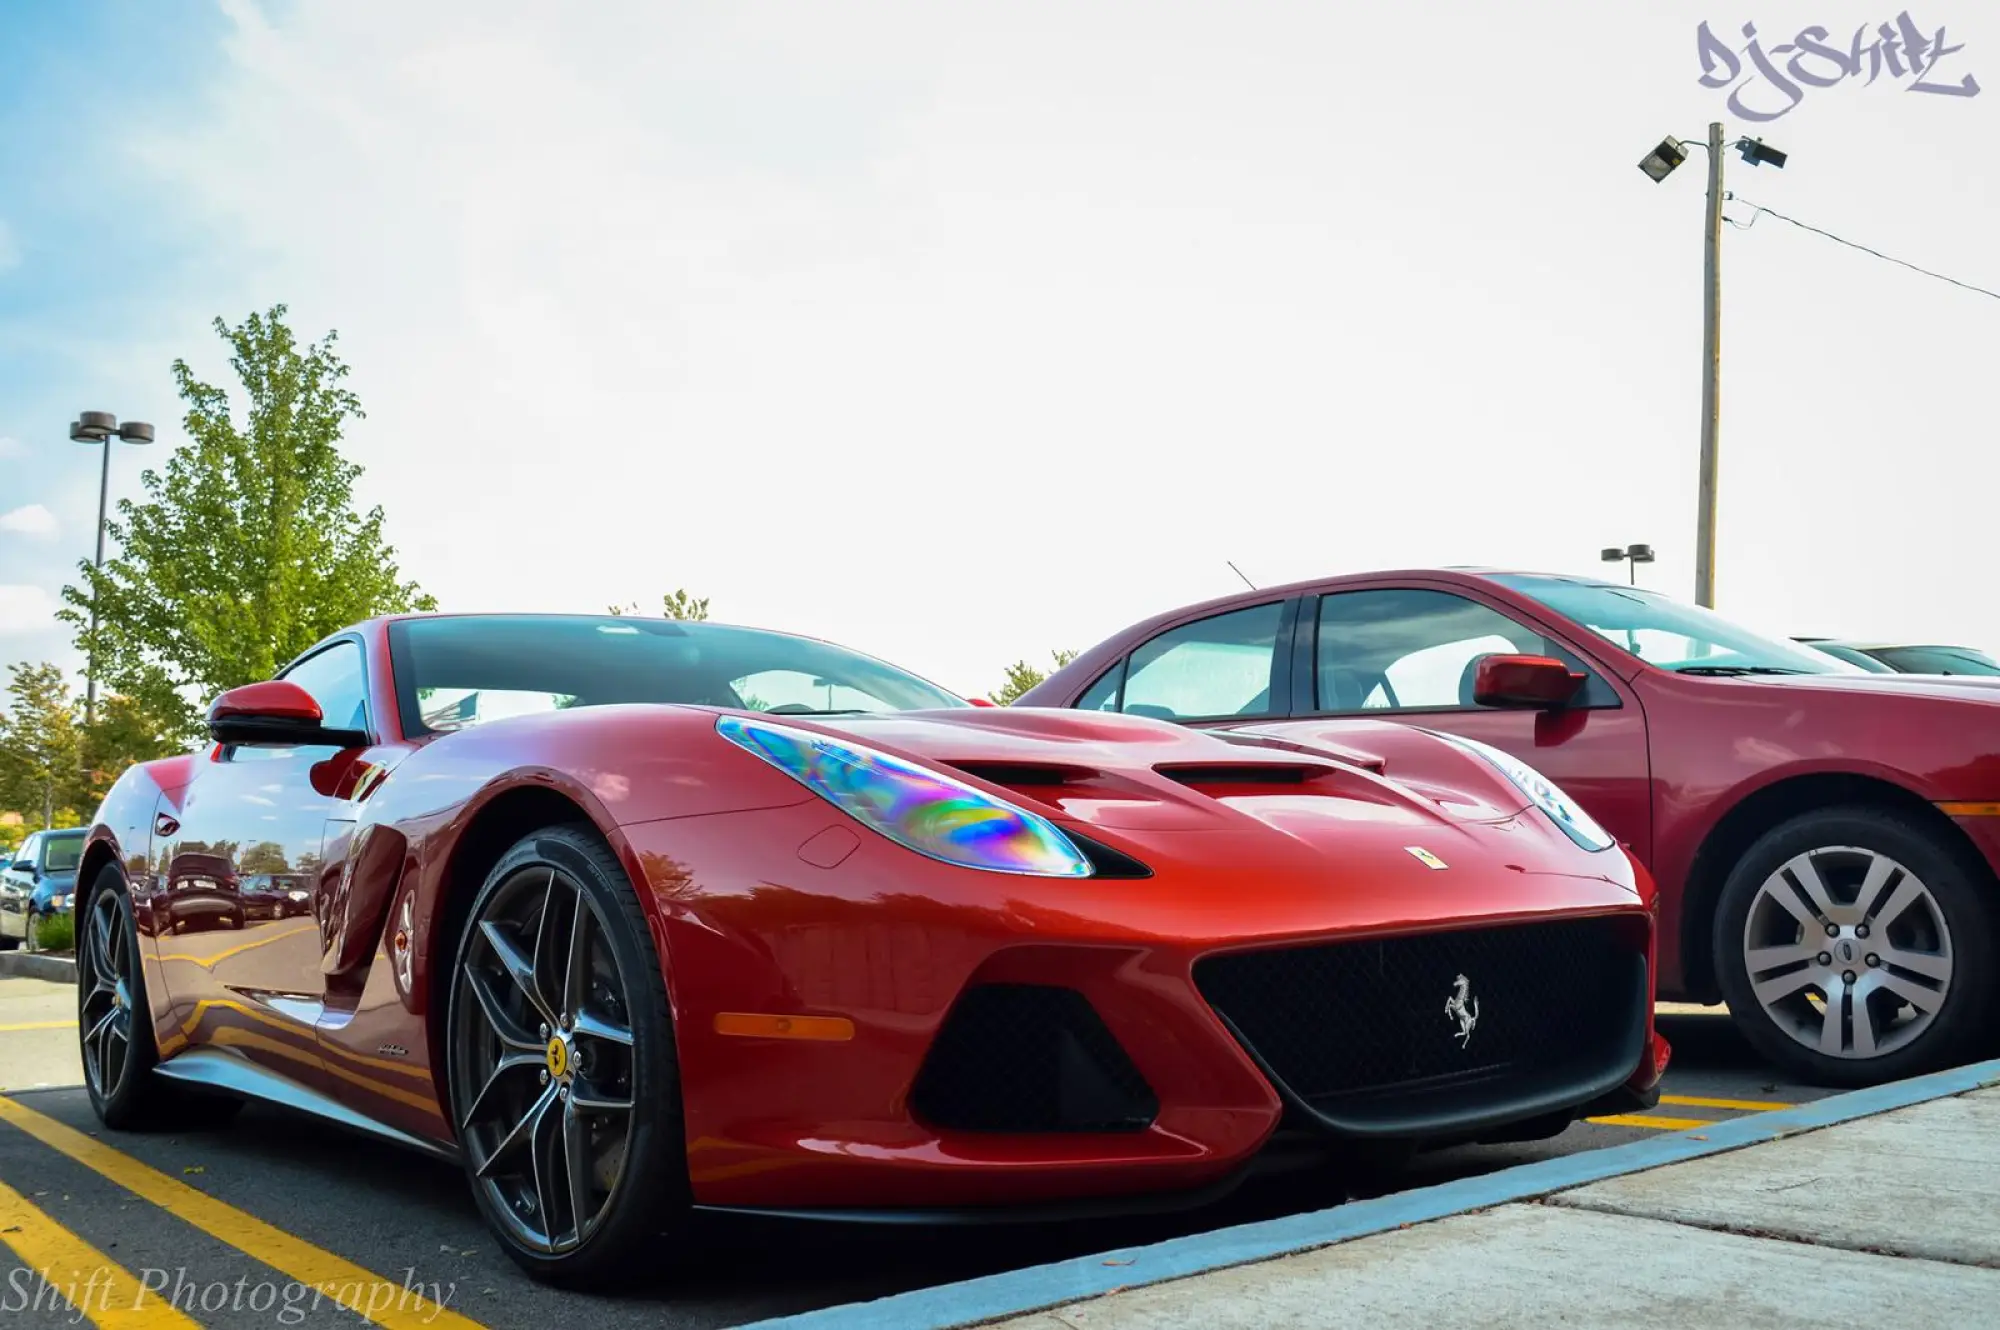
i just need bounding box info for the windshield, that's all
[1868,645,2000,676]
[40,833,83,873]
[1489,576,1869,676]
[389,615,967,737]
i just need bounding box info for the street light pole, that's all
[1695,121,1724,610]
[69,412,154,729]
[1637,123,1785,613]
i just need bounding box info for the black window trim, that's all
[1298,585,1625,719]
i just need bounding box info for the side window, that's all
[1316,589,1611,713]
[13,834,39,869]
[1118,603,1284,720]
[1074,663,1124,711]
[282,641,370,734]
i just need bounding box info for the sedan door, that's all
[1292,582,1654,864]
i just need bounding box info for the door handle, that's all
[155,813,180,837]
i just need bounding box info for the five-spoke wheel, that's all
[447,825,686,1283]
[80,887,139,1104]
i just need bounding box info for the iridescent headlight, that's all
[1433,732,1616,852]
[716,714,1094,877]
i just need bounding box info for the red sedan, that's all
[75,611,1663,1284]
[1021,568,2000,1087]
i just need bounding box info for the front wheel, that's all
[1713,806,1998,1087]
[445,824,689,1287]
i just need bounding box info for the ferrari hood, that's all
[796,708,1613,889]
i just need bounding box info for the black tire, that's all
[78,864,243,1129]
[1713,806,1998,1088]
[445,824,688,1287]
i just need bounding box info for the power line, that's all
[1728,195,2000,303]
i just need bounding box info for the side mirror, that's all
[1472,654,1584,709]
[207,681,369,749]
[9,862,30,874]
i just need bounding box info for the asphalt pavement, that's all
[0,979,1836,1329]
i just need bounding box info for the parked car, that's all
[73,611,1665,1285]
[1020,568,2000,1089]
[1795,638,2000,677]
[2,828,84,950]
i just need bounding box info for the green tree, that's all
[59,305,436,741]
[990,649,1078,705]
[78,692,183,808]
[0,663,82,829]
[607,589,710,620]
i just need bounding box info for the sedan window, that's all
[1316,589,1607,712]
[1118,603,1284,720]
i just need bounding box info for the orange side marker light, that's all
[713,1012,855,1041]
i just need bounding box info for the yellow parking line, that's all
[0,1019,78,1032]
[1587,1113,1716,1131]
[1659,1093,1795,1112]
[0,1097,488,1330]
[0,1175,202,1328]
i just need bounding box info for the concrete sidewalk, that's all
[755,1058,2000,1330]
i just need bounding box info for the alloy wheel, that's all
[80,890,137,1101]
[1741,844,1954,1059]
[452,863,638,1256]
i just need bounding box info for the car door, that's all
[153,639,372,1084]
[1,833,38,942]
[1295,583,1654,865]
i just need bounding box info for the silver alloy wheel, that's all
[80,890,136,1099]
[1741,844,1954,1058]
[452,864,637,1256]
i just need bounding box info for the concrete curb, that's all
[741,1056,2000,1330]
[0,952,77,983]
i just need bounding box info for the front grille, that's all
[1195,916,1644,1134]
[910,984,1158,1134]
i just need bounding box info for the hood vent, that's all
[1154,762,1333,788]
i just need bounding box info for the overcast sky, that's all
[2,0,1995,699]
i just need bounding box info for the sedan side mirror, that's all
[207,681,369,748]
[1472,654,1584,709]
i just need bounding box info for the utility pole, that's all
[1694,121,1724,610]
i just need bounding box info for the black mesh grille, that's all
[1196,917,1642,1128]
[910,984,1158,1133]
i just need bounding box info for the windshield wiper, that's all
[761,708,870,716]
[1671,665,1809,676]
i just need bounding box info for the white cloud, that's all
[0,437,23,459]
[0,504,58,538]
[99,1,2000,688]
[0,585,59,637]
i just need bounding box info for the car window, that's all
[40,835,82,873]
[1074,663,1123,711]
[1869,646,2000,676]
[1117,603,1284,720]
[282,641,370,733]
[12,834,39,868]
[1316,589,1609,712]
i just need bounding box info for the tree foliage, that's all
[607,589,710,620]
[990,649,1078,705]
[58,305,435,740]
[0,663,181,830]
[0,663,79,826]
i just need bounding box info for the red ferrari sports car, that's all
[76,612,1665,1284]
[1020,568,2000,1088]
